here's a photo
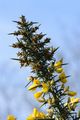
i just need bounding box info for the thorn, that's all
[11,58,20,61]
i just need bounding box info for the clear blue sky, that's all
[0,0,80,120]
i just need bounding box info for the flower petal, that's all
[68,91,77,96]
[42,83,49,93]
[54,59,63,68]
[34,91,43,99]
[59,72,67,83]
[7,115,16,120]
[28,84,39,91]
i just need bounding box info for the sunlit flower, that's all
[54,59,63,68]
[54,59,63,73]
[55,67,63,73]
[42,82,49,93]
[7,115,16,120]
[59,72,67,83]
[28,84,39,91]
[34,91,43,99]
[33,108,38,118]
[67,91,77,96]
[64,97,80,111]
[39,112,46,118]
[70,97,80,104]
[28,79,40,91]
[27,114,34,120]
[26,108,46,120]
[33,79,40,84]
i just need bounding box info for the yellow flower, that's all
[33,108,46,118]
[68,91,77,96]
[54,59,63,73]
[7,115,16,120]
[34,91,43,99]
[39,112,46,118]
[64,97,80,111]
[70,97,80,104]
[28,84,39,91]
[26,108,38,120]
[33,79,40,84]
[55,67,63,73]
[42,82,49,93]
[54,59,63,68]
[26,108,46,120]
[28,79,40,91]
[33,108,39,118]
[59,72,67,83]
[27,114,34,120]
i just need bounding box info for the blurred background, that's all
[0,0,80,119]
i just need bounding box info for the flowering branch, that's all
[9,15,80,120]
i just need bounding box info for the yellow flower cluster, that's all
[59,72,67,83]
[54,59,63,73]
[26,59,80,119]
[28,78,49,100]
[62,84,77,97]
[28,78,40,91]
[27,108,46,120]
[7,109,46,120]
[64,97,80,111]
[54,60,67,83]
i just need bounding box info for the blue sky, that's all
[0,0,80,119]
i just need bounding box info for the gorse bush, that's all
[8,16,80,120]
